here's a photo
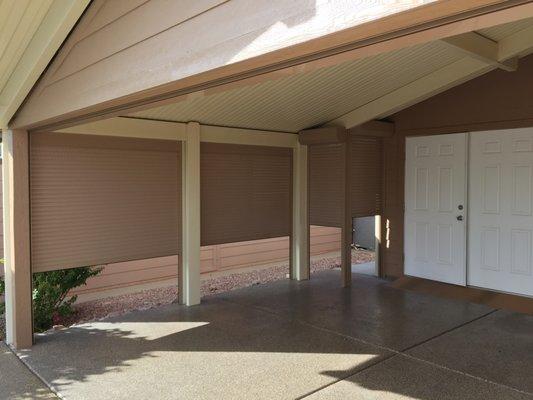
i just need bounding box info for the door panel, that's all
[405,133,467,285]
[468,128,533,296]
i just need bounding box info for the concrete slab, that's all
[305,354,533,400]
[218,270,493,350]
[0,342,57,399]
[407,310,533,393]
[352,261,376,276]
[17,297,391,400]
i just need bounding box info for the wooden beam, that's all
[331,57,492,129]
[2,130,33,349]
[442,32,517,71]
[55,117,297,147]
[290,142,310,281]
[328,22,533,130]
[55,117,187,140]
[349,120,394,137]
[179,122,201,306]
[299,126,347,145]
[200,125,297,148]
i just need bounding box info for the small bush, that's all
[32,266,102,332]
[0,275,4,315]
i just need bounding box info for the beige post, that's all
[179,122,201,305]
[3,129,33,348]
[341,137,352,287]
[291,142,310,280]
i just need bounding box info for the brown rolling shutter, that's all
[30,133,180,272]
[350,137,383,217]
[200,143,291,246]
[308,144,343,227]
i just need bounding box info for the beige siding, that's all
[70,226,340,299]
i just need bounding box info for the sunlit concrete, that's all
[13,270,533,400]
[0,342,56,399]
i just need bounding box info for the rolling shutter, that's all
[200,143,292,245]
[30,133,180,272]
[350,137,383,217]
[309,144,343,227]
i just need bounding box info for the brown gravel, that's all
[0,250,374,340]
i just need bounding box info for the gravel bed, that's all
[0,250,374,340]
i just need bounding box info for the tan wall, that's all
[380,54,533,279]
[69,226,341,301]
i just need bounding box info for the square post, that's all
[3,129,33,348]
[290,142,310,280]
[178,122,201,305]
[341,137,352,287]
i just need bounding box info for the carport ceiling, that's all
[128,17,533,133]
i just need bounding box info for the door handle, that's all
[456,215,464,221]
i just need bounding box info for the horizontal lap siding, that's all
[69,226,340,298]
[30,133,180,272]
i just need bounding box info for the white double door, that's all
[405,128,533,297]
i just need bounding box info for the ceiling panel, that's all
[129,41,462,132]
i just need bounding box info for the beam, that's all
[2,130,33,349]
[290,142,309,281]
[299,126,347,145]
[442,32,517,71]
[54,117,297,148]
[330,22,533,130]
[200,125,297,148]
[349,120,394,137]
[55,117,187,140]
[330,57,492,129]
[179,122,201,306]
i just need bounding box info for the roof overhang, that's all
[0,0,89,130]
[11,0,533,132]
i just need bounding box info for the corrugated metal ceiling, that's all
[129,18,533,133]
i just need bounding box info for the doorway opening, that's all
[351,216,379,276]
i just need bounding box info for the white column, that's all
[3,130,33,348]
[291,142,310,280]
[179,122,201,306]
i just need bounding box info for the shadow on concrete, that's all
[15,270,520,400]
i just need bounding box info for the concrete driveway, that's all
[10,270,533,399]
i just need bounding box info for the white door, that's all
[405,133,467,285]
[469,128,533,297]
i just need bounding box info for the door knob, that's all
[456,215,464,221]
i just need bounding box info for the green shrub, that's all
[0,274,4,315]
[32,266,102,332]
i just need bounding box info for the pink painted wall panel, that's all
[69,226,340,298]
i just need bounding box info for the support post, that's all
[341,137,352,287]
[3,130,33,348]
[291,142,310,280]
[179,122,201,305]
